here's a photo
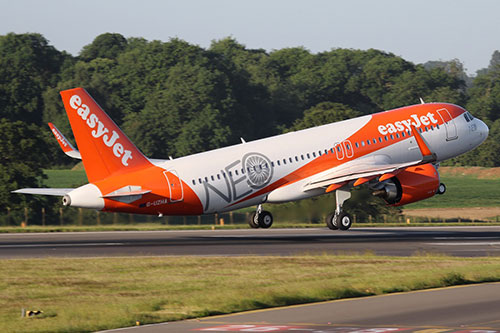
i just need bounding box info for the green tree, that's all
[0,119,50,214]
[0,33,66,124]
[79,33,128,61]
[287,102,361,132]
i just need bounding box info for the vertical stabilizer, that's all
[60,88,151,182]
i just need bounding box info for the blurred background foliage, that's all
[1,32,499,224]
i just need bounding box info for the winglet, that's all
[411,125,436,163]
[48,123,81,159]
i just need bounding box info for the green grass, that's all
[43,169,87,188]
[404,174,500,209]
[1,254,500,333]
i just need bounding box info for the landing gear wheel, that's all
[337,212,352,231]
[257,211,273,228]
[437,183,446,195]
[326,212,338,230]
[248,212,260,228]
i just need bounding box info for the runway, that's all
[1,226,500,258]
[100,282,500,332]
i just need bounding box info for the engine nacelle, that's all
[374,164,440,206]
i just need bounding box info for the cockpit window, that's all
[464,112,475,122]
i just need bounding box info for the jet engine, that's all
[373,164,440,206]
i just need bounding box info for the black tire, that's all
[437,183,446,195]
[248,212,260,228]
[337,212,352,231]
[326,212,338,230]
[258,210,273,228]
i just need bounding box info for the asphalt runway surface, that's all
[1,226,500,258]
[100,282,500,332]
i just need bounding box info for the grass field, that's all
[405,174,500,209]
[43,169,87,188]
[1,254,500,333]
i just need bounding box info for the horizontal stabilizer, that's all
[48,123,81,159]
[12,188,74,196]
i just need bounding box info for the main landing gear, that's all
[249,204,273,229]
[326,188,352,231]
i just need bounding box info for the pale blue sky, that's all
[1,0,498,74]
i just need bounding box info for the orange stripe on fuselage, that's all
[228,103,465,208]
[94,165,203,215]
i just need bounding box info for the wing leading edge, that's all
[304,125,437,192]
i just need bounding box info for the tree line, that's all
[0,32,499,221]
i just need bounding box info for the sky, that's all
[1,0,499,75]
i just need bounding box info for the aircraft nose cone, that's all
[478,119,489,143]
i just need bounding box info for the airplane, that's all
[13,87,488,230]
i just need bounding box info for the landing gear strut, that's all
[249,204,273,229]
[326,188,352,231]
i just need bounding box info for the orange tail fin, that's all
[60,87,152,183]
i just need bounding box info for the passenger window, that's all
[289,157,293,163]
[312,152,316,157]
[402,132,406,137]
[396,133,400,138]
[192,180,196,185]
[366,140,371,145]
[390,134,394,140]
[324,149,328,154]
[318,151,322,156]
[379,137,383,143]
[372,139,376,144]
[283,159,286,165]
[307,153,310,159]
[355,142,359,148]
[361,141,365,147]
[198,178,202,184]
[277,160,280,166]
[204,177,208,182]
[217,174,221,180]
[235,170,239,176]
[271,161,275,167]
[301,155,304,160]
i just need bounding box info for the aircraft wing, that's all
[304,125,436,192]
[48,122,81,159]
[12,188,74,196]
